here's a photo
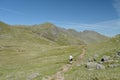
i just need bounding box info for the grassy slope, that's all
[30,22,109,45]
[0,22,83,79]
[79,30,109,44]
[30,23,86,45]
[64,35,120,80]
[0,21,115,80]
[0,44,83,79]
[0,44,83,80]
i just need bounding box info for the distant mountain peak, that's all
[42,22,54,25]
[83,30,96,33]
[39,22,56,28]
[0,21,109,45]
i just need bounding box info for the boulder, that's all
[86,62,97,69]
[96,63,105,70]
[101,56,110,62]
[86,62,105,70]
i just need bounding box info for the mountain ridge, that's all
[0,21,109,45]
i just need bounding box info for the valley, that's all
[0,21,120,80]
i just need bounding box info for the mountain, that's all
[79,30,109,44]
[0,21,109,45]
[0,21,119,80]
[30,22,109,45]
[0,21,56,46]
[30,23,85,45]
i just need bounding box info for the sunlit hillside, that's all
[0,21,118,80]
[64,34,120,80]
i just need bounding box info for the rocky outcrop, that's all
[86,62,105,70]
[86,50,120,70]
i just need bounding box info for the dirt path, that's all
[42,47,86,80]
[76,48,86,64]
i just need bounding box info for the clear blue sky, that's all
[0,0,120,36]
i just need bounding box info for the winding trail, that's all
[76,47,86,64]
[42,47,86,80]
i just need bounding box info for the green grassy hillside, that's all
[30,22,109,45]
[30,23,85,45]
[64,34,120,80]
[0,21,83,79]
[85,34,120,60]
[0,22,56,45]
[79,30,109,44]
[0,21,109,45]
[0,21,113,80]
[0,43,83,80]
